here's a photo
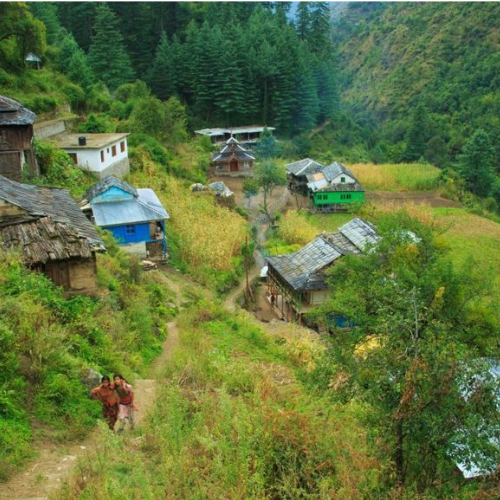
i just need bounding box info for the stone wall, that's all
[98,157,130,179]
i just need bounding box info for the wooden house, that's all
[0,174,104,294]
[86,176,169,259]
[285,158,325,196]
[211,137,256,175]
[306,162,365,212]
[266,218,378,323]
[0,94,38,181]
[53,133,130,179]
[196,126,276,145]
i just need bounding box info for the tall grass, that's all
[348,162,441,191]
[57,303,384,499]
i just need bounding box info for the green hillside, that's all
[333,2,500,166]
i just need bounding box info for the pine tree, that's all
[67,48,94,90]
[88,4,134,91]
[403,104,432,162]
[255,127,280,159]
[459,129,495,197]
[56,2,96,52]
[316,58,340,122]
[148,32,176,100]
[29,2,63,45]
[296,2,312,40]
[309,2,331,52]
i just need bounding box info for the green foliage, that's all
[77,113,115,134]
[32,140,95,197]
[254,160,287,221]
[0,3,46,70]
[0,235,177,477]
[320,211,500,488]
[254,127,280,160]
[88,4,134,90]
[459,129,496,198]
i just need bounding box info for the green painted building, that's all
[306,162,365,212]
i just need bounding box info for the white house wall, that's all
[63,139,129,178]
[331,173,356,184]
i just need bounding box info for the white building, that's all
[54,133,130,179]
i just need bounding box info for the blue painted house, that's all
[86,177,169,259]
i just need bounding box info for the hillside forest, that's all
[1,2,500,500]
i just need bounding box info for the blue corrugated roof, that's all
[91,188,169,227]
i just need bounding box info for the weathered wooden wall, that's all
[0,151,22,181]
[0,125,33,151]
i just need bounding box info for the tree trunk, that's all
[395,419,405,485]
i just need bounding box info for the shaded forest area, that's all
[27,2,339,134]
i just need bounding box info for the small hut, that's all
[211,137,256,175]
[0,94,38,181]
[0,174,104,294]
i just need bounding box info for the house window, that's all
[68,153,77,164]
[107,148,110,153]
[112,145,117,157]
[341,176,346,183]
[126,225,135,234]
[120,141,125,153]
[100,150,105,163]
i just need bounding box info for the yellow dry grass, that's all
[278,211,319,245]
[347,162,440,192]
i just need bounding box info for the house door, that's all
[68,153,78,165]
[229,159,239,171]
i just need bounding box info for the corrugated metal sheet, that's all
[0,95,35,126]
[338,218,379,251]
[0,174,103,246]
[91,188,169,227]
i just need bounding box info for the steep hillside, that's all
[334,2,500,162]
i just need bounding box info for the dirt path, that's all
[0,275,184,500]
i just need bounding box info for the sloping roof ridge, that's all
[136,189,169,219]
[86,176,138,201]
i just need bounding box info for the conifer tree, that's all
[459,129,495,197]
[67,48,94,90]
[296,2,312,40]
[29,2,63,45]
[149,32,176,100]
[88,4,134,91]
[316,58,340,122]
[56,2,96,52]
[403,104,432,162]
[309,2,331,52]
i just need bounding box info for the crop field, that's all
[347,162,441,191]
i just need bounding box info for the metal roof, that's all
[0,174,103,247]
[0,94,36,126]
[267,218,379,292]
[91,188,169,227]
[285,158,326,177]
[306,163,364,192]
[86,176,138,201]
[195,126,275,137]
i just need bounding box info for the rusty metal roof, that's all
[0,174,103,247]
[0,94,36,126]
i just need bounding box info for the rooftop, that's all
[195,126,275,137]
[0,174,103,249]
[285,158,326,177]
[53,133,129,149]
[0,94,36,126]
[267,218,379,292]
[91,188,169,226]
[86,176,138,201]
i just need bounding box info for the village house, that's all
[285,158,326,196]
[306,162,365,212]
[196,126,276,145]
[85,176,169,259]
[53,133,130,179]
[0,174,104,294]
[0,94,38,181]
[266,218,378,323]
[211,136,256,175]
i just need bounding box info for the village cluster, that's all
[0,92,370,326]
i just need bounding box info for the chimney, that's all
[78,136,86,146]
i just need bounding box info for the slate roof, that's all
[212,137,256,162]
[196,126,275,137]
[91,188,169,227]
[306,162,364,193]
[86,176,138,201]
[0,94,36,126]
[285,158,326,177]
[267,218,379,292]
[0,174,103,247]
